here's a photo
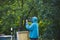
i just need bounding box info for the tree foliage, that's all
[0,0,60,40]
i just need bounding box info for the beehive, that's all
[17,31,29,40]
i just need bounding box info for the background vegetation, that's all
[0,0,60,40]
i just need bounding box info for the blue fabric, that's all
[30,38,38,40]
[26,17,39,38]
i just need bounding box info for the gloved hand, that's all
[26,20,28,23]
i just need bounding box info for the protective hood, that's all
[31,17,38,23]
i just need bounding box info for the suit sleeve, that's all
[26,23,34,31]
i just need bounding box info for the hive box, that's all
[17,31,29,40]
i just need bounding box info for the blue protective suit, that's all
[26,17,39,38]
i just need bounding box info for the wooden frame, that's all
[17,31,29,40]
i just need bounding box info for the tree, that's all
[0,0,60,40]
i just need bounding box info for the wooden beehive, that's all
[17,31,29,40]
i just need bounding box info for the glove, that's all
[26,20,28,23]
